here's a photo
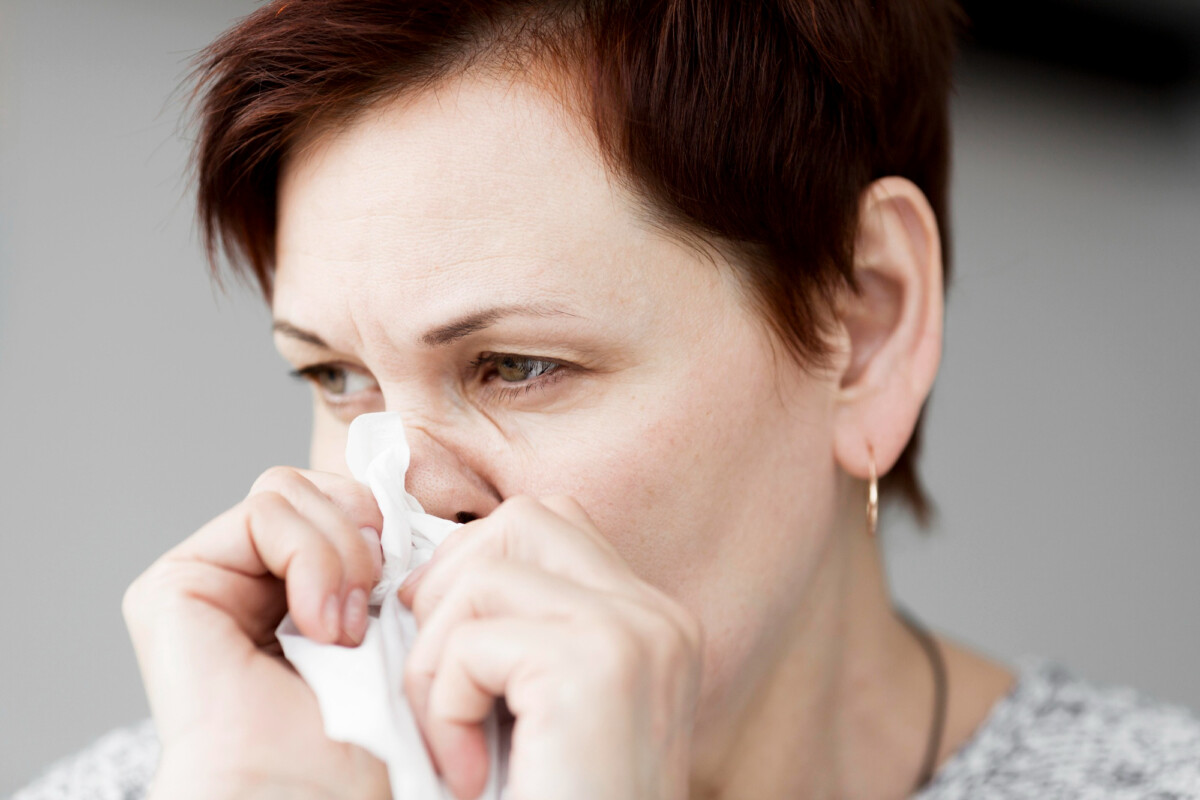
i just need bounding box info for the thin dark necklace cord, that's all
[896,607,948,792]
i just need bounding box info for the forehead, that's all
[273,70,674,342]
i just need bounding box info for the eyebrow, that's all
[272,304,575,351]
[419,304,575,347]
[272,320,329,348]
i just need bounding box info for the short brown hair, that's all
[191,0,962,523]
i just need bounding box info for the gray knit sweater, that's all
[13,657,1200,799]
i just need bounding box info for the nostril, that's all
[455,511,479,524]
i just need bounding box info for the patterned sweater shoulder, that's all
[13,657,1200,798]
[13,718,157,800]
[916,656,1200,799]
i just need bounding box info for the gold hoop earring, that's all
[867,444,879,537]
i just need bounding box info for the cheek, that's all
[516,327,839,604]
[508,325,841,720]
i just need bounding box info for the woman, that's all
[17,1,1200,798]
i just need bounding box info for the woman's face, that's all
[273,71,850,730]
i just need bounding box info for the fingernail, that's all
[322,593,341,642]
[359,526,383,581]
[342,587,368,645]
[398,560,430,595]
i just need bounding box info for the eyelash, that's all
[288,353,567,405]
[469,353,567,401]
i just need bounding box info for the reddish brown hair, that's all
[191,0,962,522]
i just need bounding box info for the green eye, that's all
[494,355,558,382]
[311,366,346,394]
[289,364,377,398]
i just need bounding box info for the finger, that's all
[160,565,288,647]
[405,558,702,727]
[247,468,379,643]
[398,495,627,610]
[172,491,348,644]
[281,470,386,580]
[250,466,381,589]
[536,494,600,533]
[422,617,570,800]
[422,616,657,800]
[405,560,603,721]
[302,478,383,585]
[253,466,384,534]
[124,567,261,742]
[422,494,614,575]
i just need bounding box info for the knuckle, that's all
[411,569,453,620]
[121,572,149,627]
[328,482,381,526]
[347,544,376,579]
[451,557,499,600]
[540,493,580,510]
[488,496,542,553]
[243,489,293,520]
[411,558,489,621]
[403,655,422,683]
[411,580,438,621]
[122,559,197,631]
[661,616,699,675]
[403,653,433,690]
[442,622,474,661]
[616,594,703,687]
[658,599,703,656]
[644,587,703,655]
[540,494,595,528]
[248,464,304,495]
[637,609,683,670]
[582,617,642,685]
[495,494,538,519]
[457,556,495,583]
[332,516,373,570]
[679,610,704,656]
[121,559,170,616]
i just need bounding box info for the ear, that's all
[832,177,944,482]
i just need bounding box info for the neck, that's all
[687,484,943,800]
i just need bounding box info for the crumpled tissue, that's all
[277,411,507,799]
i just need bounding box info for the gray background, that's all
[1,0,1197,794]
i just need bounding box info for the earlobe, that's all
[832,177,944,481]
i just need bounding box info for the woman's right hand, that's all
[122,466,391,800]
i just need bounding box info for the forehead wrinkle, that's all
[279,71,643,260]
[274,68,708,370]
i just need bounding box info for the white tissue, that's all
[277,412,506,799]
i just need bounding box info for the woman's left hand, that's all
[397,494,704,800]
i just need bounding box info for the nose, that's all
[403,426,501,523]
